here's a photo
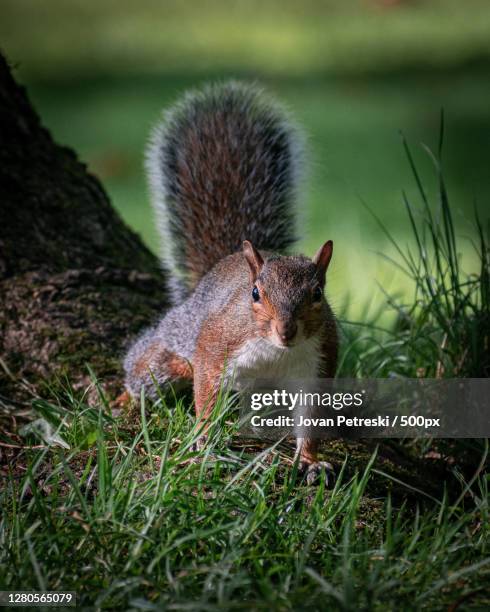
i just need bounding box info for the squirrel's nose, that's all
[275,320,297,344]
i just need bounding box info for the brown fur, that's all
[193,288,251,422]
[251,288,277,337]
[298,439,319,464]
[133,341,193,381]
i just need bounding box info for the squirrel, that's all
[123,81,338,483]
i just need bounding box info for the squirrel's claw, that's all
[300,460,335,487]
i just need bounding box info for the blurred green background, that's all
[2,0,489,319]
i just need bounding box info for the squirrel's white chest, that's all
[227,334,322,383]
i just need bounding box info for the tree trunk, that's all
[0,53,168,415]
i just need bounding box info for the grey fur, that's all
[146,81,305,304]
[124,252,250,399]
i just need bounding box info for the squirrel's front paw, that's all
[299,460,335,487]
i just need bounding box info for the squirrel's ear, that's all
[243,240,264,281]
[313,240,333,284]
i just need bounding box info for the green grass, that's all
[337,120,489,379]
[3,0,490,80]
[1,383,489,610]
[1,133,489,610]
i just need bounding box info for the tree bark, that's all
[0,53,168,412]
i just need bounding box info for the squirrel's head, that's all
[243,240,333,349]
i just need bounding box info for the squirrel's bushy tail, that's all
[146,81,304,302]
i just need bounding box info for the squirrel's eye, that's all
[252,286,260,302]
[313,286,323,302]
